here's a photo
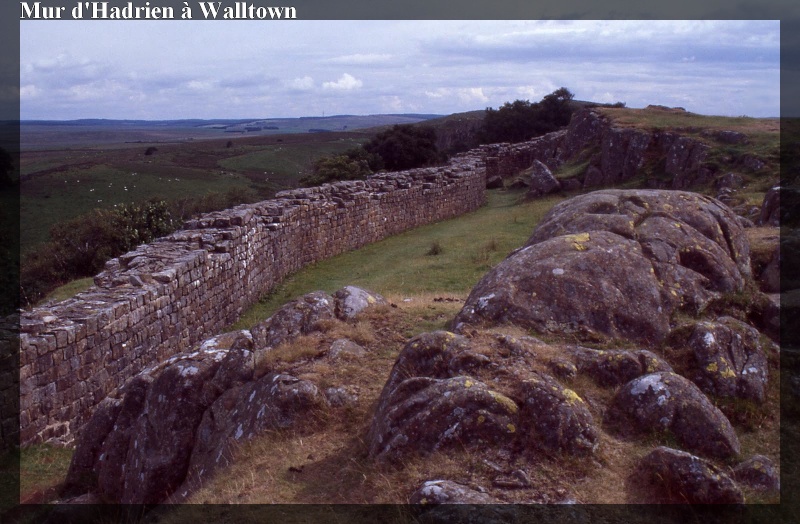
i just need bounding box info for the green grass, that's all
[219,137,366,184]
[229,189,563,330]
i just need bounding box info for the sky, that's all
[19,20,780,120]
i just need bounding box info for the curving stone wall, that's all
[18,149,492,445]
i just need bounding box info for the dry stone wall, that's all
[17,150,490,445]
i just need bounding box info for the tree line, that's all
[301,87,579,187]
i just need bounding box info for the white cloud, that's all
[323,73,363,91]
[288,76,314,90]
[19,84,40,100]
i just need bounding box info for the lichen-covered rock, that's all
[732,455,780,492]
[455,190,751,345]
[454,230,669,344]
[569,347,672,387]
[251,291,335,350]
[332,286,387,320]
[367,376,519,462]
[684,317,769,403]
[175,373,324,501]
[66,332,262,504]
[635,446,744,504]
[409,479,499,504]
[608,372,740,459]
[515,372,599,455]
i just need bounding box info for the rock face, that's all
[367,331,601,464]
[368,375,519,462]
[61,285,386,504]
[455,189,751,345]
[608,372,740,459]
[634,446,744,504]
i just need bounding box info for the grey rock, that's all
[609,372,740,459]
[635,446,744,503]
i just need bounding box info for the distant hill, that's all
[20,114,444,149]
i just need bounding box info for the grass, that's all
[229,189,561,331]
[20,131,370,252]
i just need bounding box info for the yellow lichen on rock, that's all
[562,388,584,404]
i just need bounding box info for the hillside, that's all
[15,106,786,518]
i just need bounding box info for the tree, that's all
[363,124,444,171]
[478,88,576,144]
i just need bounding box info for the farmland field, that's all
[20,115,434,252]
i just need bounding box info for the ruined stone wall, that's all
[17,150,489,445]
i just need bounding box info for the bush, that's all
[300,150,374,187]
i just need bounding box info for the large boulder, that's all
[455,190,751,345]
[608,372,740,459]
[634,446,744,504]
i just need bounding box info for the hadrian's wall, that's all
[17,147,509,446]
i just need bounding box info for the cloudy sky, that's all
[20,20,780,120]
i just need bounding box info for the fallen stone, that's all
[251,290,335,350]
[333,286,387,321]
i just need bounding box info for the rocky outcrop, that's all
[633,446,744,504]
[608,372,740,459]
[62,285,384,504]
[455,189,751,345]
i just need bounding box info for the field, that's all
[20,115,435,252]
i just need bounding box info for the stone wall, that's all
[17,150,491,445]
